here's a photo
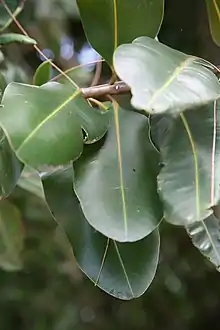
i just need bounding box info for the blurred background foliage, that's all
[1,0,220,329]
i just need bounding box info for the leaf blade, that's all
[156,101,220,225]
[42,167,160,300]
[0,128,23,198]
[205,0,220,46]
[0,82,110,168]
[0,199,24,271]
[113,36,220,115]
[77,0,164,64]
[74,107,163,242]
[186,214,220,269]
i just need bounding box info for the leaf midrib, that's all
[182,109,220,265]
[113,0,118,50]
[113,101,128,240]
[16,89,80,154]
[145,56,195,110]
[213,0,220,20]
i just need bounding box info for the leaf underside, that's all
[114,36,220,115]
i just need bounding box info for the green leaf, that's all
[73,106,163,242]
[0,82,110,168]
[186,214,220,270]
[0,128,23,198]
[77,0,164,64]
[0,33,36,45]
[113,36,220,115]
[33,61,52,86]
[157,101,220,225]
[205,0,220,46]
[17,165,44,199]
[0,199,24,271]
[42,167,160,300]
[0,0,21,31]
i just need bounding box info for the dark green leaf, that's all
[186,214,220,270]
[0,199,24,271]
[0,82,110,168]
[42,167,160,300]
[0,128,23,198]
[33,61,52,86]
[113,36,220,115]
[74,106,163,242]
[0,33,36,45]
[77,0,164,64]
[157,101,220,225]
[205,0,220,46]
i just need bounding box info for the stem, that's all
[81,81,130,99]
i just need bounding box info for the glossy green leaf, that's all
[186,214,220,270]
[157,101,220,225]
[0,128,23,198]
[0,82,110,168]
[74,107,163,242]
[0,33,36,45]
[33,61,52,86]
[77,0,164,64]
[0,0,21,30]
[42,167,160,300]
[0,199,24,271]
[205,0,220,46]
[113,36,220,115]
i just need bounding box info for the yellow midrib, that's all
[113,101,128,240]
[213,0,220,20]
[16,89,80,154]
[146,57,195,110]
[113,0,118,50]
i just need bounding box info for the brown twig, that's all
[81,81,130,99]
[90,60,102,87]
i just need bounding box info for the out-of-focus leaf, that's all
[113,36,220,115]
[0,82,110,168]
[186,214,220,270]
[74,106,162,242]
[77,0,164,64]
[0,0,21,31]
[0,33,36,45]
[0,128,23,198]
[205,0,220,46]
[42,167,160,300]
[17,165,44,199]
[157,101,220,225]
[0,199,24,271]
[33,61,51,86]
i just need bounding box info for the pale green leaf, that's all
[0,33,36,45]
[186,214,220,270]
[113,36,220,115]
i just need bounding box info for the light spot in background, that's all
[77,43,101,72]
[60,36,75,60]
[80,306,96,323]
[38,48,55,61]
